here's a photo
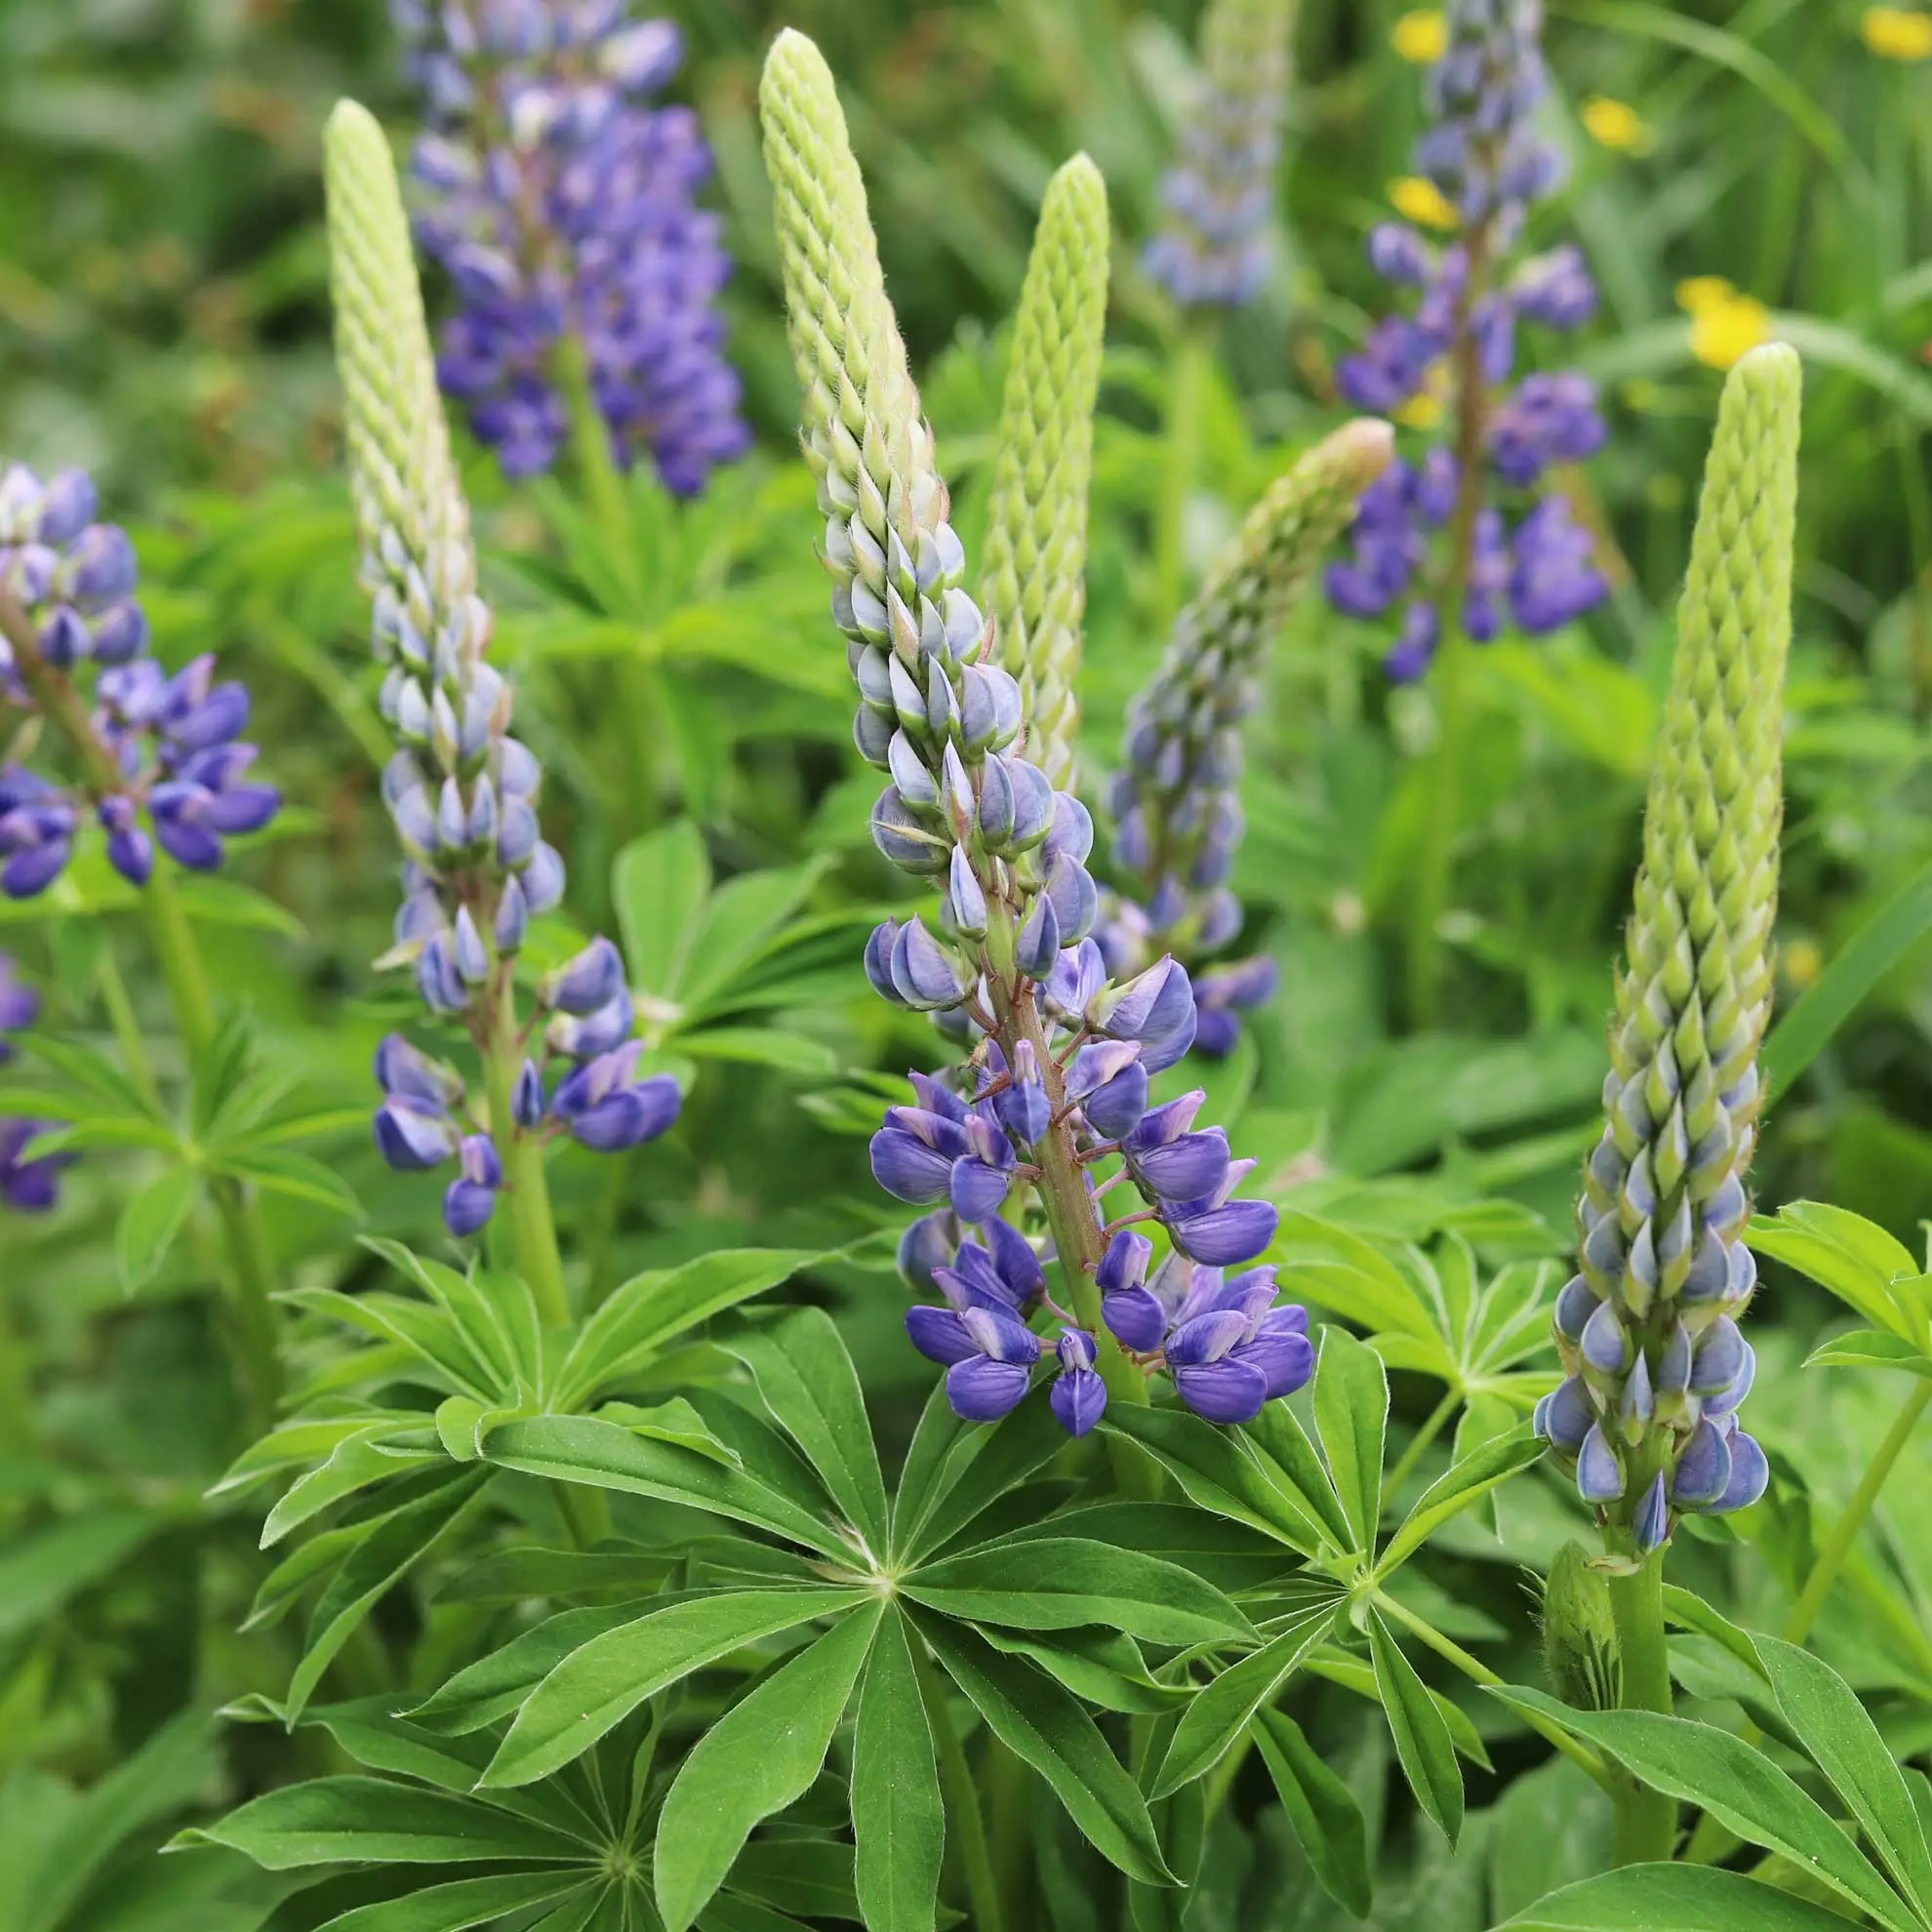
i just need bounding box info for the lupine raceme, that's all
[326,100,679,1250]
[1144,0,1299,310]
[1324,0,1609,681]
[1534,343,1801,1554]
[0,464,281,898]
[1103,421,1394,1052]
[0,949,62,1213]
[761,30,1311,1433]
[391,0,749,493]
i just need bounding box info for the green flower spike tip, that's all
[981,154,1110,790]
[1541,342,1803,1556]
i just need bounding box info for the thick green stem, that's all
[912,1635,1006,1932]
[1604,1550,1677,1864]
[1407,222,1495,1030]
[142,867,284,1431]
[1372,1590,1614,1794]
[1786,1378,1932,1645]
[1153,324,1213,629]
[1385,1386,1461,1500]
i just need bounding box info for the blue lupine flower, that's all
[1097,1242,1313,1427]
[392,2,750,493]
[0,951,62,1214]
[1325,0,1611,681]
[1142,0,1296,309]
[0,463,280,898]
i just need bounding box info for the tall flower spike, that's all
[765,31,1303,1434]
[1324,0,1609,683]
[1537,343,1800,1551]
[390,5,749,492]
[1102,421,1393,1034]
[980,154,1109,790]
[327,100,675,1238]
[1144,0,1298,309]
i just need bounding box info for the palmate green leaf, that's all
[314,1872,587,1932]
[551,1249,820,1411]
[674,858,833,1018]
[483,1587,870,1788]
[977,1624,1185,1716]
[479,1413,839,1552]
[1244,1402,1359,1552]
[182,1776,586,1869]
[1270,1210,1441,1346]
[260,1427,441,1547]
[893,1387,1068,1562]
[1314,1328,1389,1553]
[217,1147,361,1217]
[1374,1425,1547,1577]
[913,1613,1176,1888]
[1098,1404,1330,1555]
[280,1288,497,1400]
[1488,1685,1918,1932]
[852,1605,943,1932]
[1149,1599,1341,1799]
[1368,1610,1464,1847]
[1749,1202,1929,1348]
[723,1308,889,1554]
[361,1239,543,1395]
[404,1602,648,1736]
[20,1033,169,1121]
[994,1502,1288,1594]
[1804,1328,1932,1376]
[286,1467,493,1722]
[1754,1635,1932,1920]
[1252,1709,1374,1922]
[906,1538,1254,1647]
[656,1603,883,1932]
[676,1026,838,1077]
[116,1164,198,1292]
[1500,1864,1872,1931]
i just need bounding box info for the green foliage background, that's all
[3,1,1932,1928]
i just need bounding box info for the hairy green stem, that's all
[1153,323,1213,629]
[1372,1589,1615,1794]
[1604,1550,1677,1864]
[1385,1386,1461,1500]
[1786,1377,1932,1645]
[912,1635,1006,1932]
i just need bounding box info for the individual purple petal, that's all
[1051,1330,1107,1437]
[1632,1472,1670,1552]
[1670,1419,1733,1509]
[374,1095,459,1171]
[946,1355,1033,1423]
[906,1305,978,1366]
[1534,1375,1593,1453]
[871,1128,957,1205]
[1709,1430,1768,1513]
[1173,1356,1270,1426]
[1575,1424,1624,1503]
[1164,1197,1277,1267]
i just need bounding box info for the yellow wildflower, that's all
[1395,390,1444,431]
[1391,10,1447,61]
[1675,276,1772,370]
[1782,936,1824,989]
[1581,97,1656,155]
[1389,176,1459,232]
[1863,5,1932,59]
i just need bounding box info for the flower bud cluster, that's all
[1323,0,1610,682]
[0,950,63,1213]
[372,935,679,1236]
[392,2,749,492]
[1143,0,1296,309]
[0,462,282,897]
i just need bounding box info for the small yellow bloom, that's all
[1581,96,1656,155]
[1676,276,1772,370]
[1863,5,1932,60]
[1783,936,1824,989]
[1391,9,1447,61]
[1394,390,1443,431]
[1389,176,1459,232]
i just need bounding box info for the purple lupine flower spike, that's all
[393,4,750,494]
[0,950,65,1215]
[0,462,280,898]
[1325,0,1610,683]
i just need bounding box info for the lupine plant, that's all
[1323,0,1611,1024]
[13,10,1932,1932]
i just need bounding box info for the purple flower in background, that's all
[0,462,280,898]
[0,951,62,1214]
[1143,0,1296,309]
[1324,0,1611,681]
[392,2,750,493]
